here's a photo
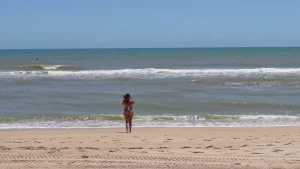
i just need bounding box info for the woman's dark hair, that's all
[123,93,130,103]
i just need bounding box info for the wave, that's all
[190,76,295,84]
[0,114,299,129]
[19,65,84,71]
[1,68,300,79]
[1,114,299,122]
[200,101,300,110]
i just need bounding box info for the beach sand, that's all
[0,127,300,169]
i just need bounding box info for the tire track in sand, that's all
[1,150,300,169]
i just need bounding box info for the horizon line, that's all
[0,46,300,50]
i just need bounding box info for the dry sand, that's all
[0,127,300,169]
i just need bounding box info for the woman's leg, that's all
[128,110,134,132]
[123,112,129,133]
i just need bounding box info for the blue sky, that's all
[0,0,299,49]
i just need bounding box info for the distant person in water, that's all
[122,93,135,133]
[36,57,39,60]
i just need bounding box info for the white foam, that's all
[1,68,300,79]
[0,114,299,129]
[40,65,65,70]
[238,115,300,120]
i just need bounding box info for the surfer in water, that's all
[122,93,135,133]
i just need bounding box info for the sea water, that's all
[0,47,300,129]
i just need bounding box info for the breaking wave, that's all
[1,68,300,79]
[0,114,299,129]
[19,65,83,71]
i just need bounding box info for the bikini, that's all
[125,106,133,112]
[123,99,134,112]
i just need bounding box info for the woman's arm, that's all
[130,99,135,104]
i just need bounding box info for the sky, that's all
[0,0,300,49]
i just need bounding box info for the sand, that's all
[0,127,300,169]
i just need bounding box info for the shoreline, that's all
[0,124,300,130]
[1,126,300,169]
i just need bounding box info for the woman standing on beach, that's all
[122,93,135,133]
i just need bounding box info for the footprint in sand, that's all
[284,142,292,145]
[273,149,284,153]
[181,146,192,149]
[205,145,213,149]
[192,151,204,153]
[60,147,69,150]
[203,139,212,141]
[77,147,99,150]
[18,146,35,150]
[48,147,69,153]
[36,146,47,150]
[81,155,89,159]
[128,147,143,149]
[224,146,233,148]
[266,144,274,146]
[230,148,240,150]
[0,146,10,150]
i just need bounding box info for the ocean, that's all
[1,47,300,129]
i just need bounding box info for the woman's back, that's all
[123,100,135,107]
